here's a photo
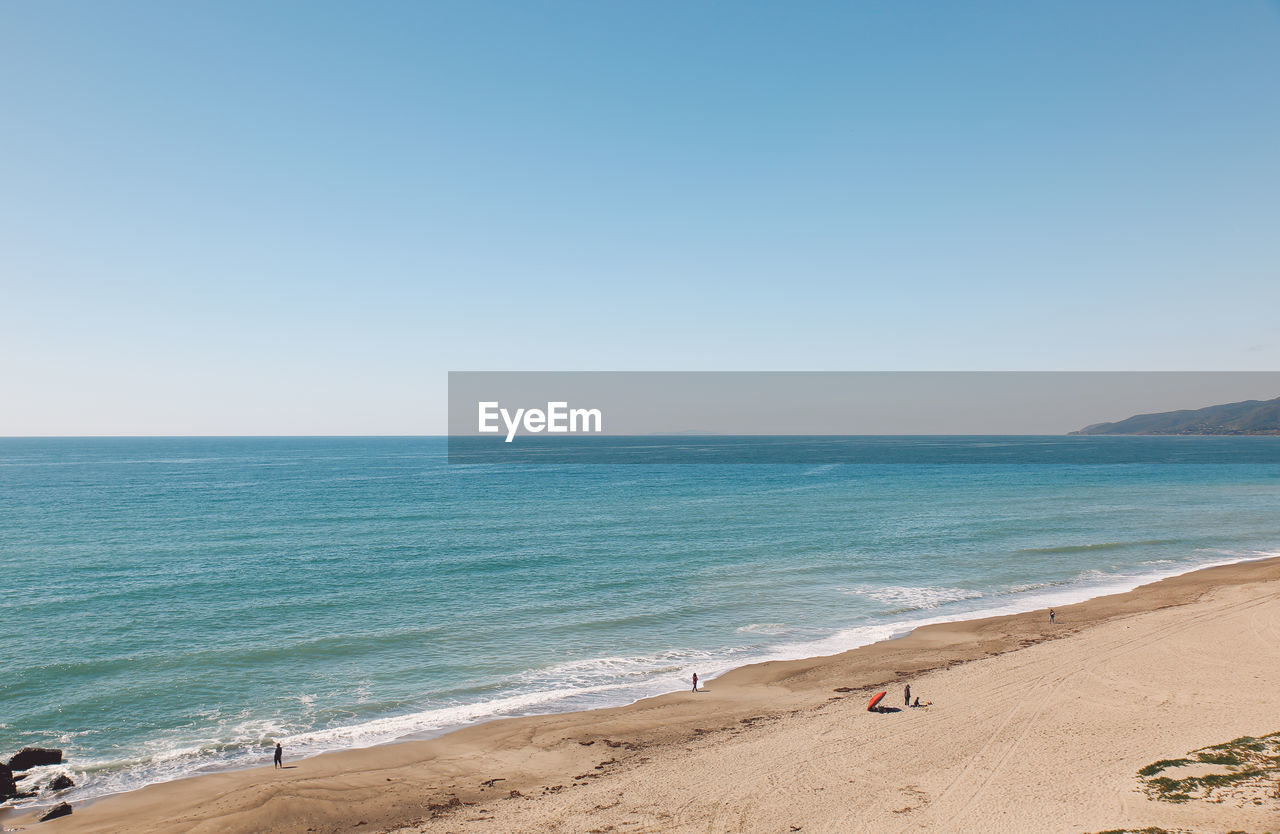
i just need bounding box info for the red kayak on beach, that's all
[867,691,886,711]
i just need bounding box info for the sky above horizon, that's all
[2,1,1279,435]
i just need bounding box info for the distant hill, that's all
[1072,396,1280,435]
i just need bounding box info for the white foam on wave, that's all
[840,584,984,610]
[284,687,598,748]
[736,623,792,635]
[513,650,708,683]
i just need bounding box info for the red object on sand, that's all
[867,691,886,711]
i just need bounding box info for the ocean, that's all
[2,437,1278,806]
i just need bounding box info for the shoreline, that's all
[8,554,1280,832]
[5,553,1265,812]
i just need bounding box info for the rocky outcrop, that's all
[7,748,63,771]
[37,801,72,821]
[49,773,75,791]
[0,762,15,799]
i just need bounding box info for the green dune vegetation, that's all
[1087,733,1280,834]
[1136,732,1280,804]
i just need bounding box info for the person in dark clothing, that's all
[904,683,911,707]
[692,673,699,692]
[1049,608,1056,624]
[274,743,283,768]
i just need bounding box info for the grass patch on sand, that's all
[1135,731,1280,805]
[1137,759,1190,777]
[1195,750,1244,766]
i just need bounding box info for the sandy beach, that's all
[10,556,1280,834]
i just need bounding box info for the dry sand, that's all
[10,557,1280,834]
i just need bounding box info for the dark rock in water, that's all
[0,762,15,799]
[36,801,72,821]
[7,748,63,771]
[49,773,75,791]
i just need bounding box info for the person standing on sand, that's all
[1049,608,1056,624]
[274,743,283,768]
[692,673,699,692]
[904,683,910,707]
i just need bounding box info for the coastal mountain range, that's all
[1073,395,1280,435]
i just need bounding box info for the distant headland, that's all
[1072,395,1280,435]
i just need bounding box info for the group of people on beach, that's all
[692,673,934,711]
[867,683,931,713]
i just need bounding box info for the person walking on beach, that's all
[692,673,699,692]
[274,742,283,768]
[1049,608,1056,624]
[904,683,911,707]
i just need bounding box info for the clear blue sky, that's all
[2,1,1278,435]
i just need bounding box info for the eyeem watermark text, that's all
[478,401,604,442]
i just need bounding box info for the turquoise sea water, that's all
[2,437,1278,805]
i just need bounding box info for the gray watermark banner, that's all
[447,372,1280,464]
